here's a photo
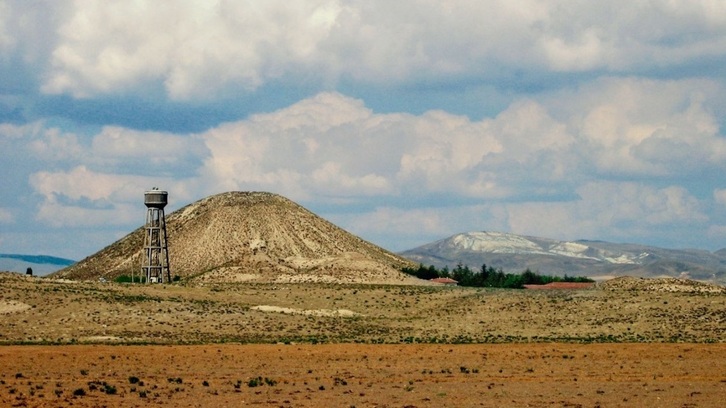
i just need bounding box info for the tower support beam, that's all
[141,189,170,283]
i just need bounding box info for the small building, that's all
[430,277,458,286]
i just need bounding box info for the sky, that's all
[2,0,726,261]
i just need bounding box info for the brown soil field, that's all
[1,344,724,407]
[1,272,725,406]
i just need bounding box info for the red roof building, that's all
[430,277,458,285]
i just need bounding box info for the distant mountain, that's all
[54,191,418,284]
[399,231,726,284]
[0,253,75,276]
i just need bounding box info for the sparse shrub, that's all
[247,377,262,387]
[103,383,117,395]
[73,388,86,396]
[115,275,146,283]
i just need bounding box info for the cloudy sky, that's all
[2,0,726,260]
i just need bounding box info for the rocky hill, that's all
[400,231,726,285]
[54,192,418,284]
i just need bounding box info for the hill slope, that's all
[54,192,417,284]
[400,231,726,284]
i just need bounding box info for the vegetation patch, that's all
[403,263,594,289]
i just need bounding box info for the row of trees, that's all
[402,263,593,289]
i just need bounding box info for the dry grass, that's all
[1,271,725,406]
[1,272,724,344]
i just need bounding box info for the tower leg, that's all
[142,207,170,283]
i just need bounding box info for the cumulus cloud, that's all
[547,77,726,177]
[197,79,726,206]
[5,0,720,100]
[89,126,208,175]
[6,1,726,259]
[28,127,84,161]
[21,70,726,255]
[715,189,726,206]
[505,182,707,241]
[199,92,515,201]
[21,79,725,249]
[40,0,344,98]
[26,164,206,231]
[0,2,14,52]
[30,165,153,203]
[35,200,138,228]
[0,207,13,224]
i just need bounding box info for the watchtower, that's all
[141,188,171,283]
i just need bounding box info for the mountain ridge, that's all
[0,254,76,276]
[399,231,726,284]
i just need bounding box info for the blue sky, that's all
[3,0,726,260]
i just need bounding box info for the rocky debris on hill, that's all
[600,276,725,294]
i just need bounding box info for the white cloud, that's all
[13,79,726,250]
[0,121,44,140]
[344,207,448,237]
[505,182,707,242]
[89,126,207,174]
[30,165,144,202]
[199,92,517,200]
[4,1,726,258]
[0,2,14,52]
[192,83,726,208]
[0,207,13,224]
[549,77,726,177]
[28,127,84,161]
[40,0,345,98]
[715,189,726,206]
[14,0,724,100]
[27,165,201,229]
[707,225,726,244]
[35,201,138,228]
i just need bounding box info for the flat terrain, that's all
[1,343,724,407]
[1,272,725,406]
[1,272,724,344]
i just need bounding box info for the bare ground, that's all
[0,344,724,407]
[1,272,725,406]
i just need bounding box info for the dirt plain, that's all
[1,343,724,407]
[1,272,725,406]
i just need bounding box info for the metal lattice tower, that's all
[141,188,171,283]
